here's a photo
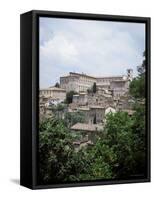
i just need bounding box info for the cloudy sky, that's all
[39,17,145,88]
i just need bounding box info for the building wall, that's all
[60,75,79,92]
[40,88,66,101]
[96,76,124,85]
[72,92,115,108]
[60,73,96,92]
[60,71,131,93]
[78,106,105,124]
[89,107,105,124]
[110,81,129,97]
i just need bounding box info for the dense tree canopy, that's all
[39,117,87,184]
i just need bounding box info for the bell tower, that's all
[127,69,133,81]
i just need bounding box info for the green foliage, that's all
[103,109,146,178]
[39,117,116,184]
[129,52,145,99]
[64,111,85,127]
[130,104,146,175]
[129,75,145,99]
[54,82,60,88]
[84,141,116,180]
[56,103,66,111]
[39,108,146,183]
[50,103,66,119]
[128,52,146,176]
[92,82,97,93]
[39,117,72,183]
[87,82,97,94]
[93,114,96,124]
[65,90,78,104]
[104,52,146,178]
[104,112,134,177]
[87,88,92,94]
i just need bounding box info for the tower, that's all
[127,69,133,81]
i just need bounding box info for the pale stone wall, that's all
[77,106,105,124]
[110,81,129,97]
[89,106,105,124]
[40,87,66,101]
[105,106,116,115]
[72,92,115,108]
[60,75,79,92]
[60,72,97,92]
[60,71,131,93]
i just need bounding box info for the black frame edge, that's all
[146,17,151,182]
[32,10,150,22]
[20,11,33,189]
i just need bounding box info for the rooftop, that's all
[69,72,96,79]
[79,92,87,95]
[73,94,79,97]
[78,107,90,111]
[40,87,66,92]
[111,79,127,83]
[73,140,94,146]
[90,105,105,109]
[61,72,125,80]
[96,76,124,79]
[71,123,103,132]
[122,109,135,115]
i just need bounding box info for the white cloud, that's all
[39,18,145,88]
[41,32,78,66]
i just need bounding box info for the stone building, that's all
[89,106,105,124]
[60,72,96,92]
[71,122,103,151]
[60,69,133,94]
[105,106,116,115]
[72,92,88,106]
[72,91,114,108]
[74,105,105,124]
[96,75,124,90]
[110,80,129,98]
[39,86,66,101]
[71,122,103,144]
[39,69,134,124]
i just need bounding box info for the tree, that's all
[87,88,92,94]
[54,103,67,119]
[92,82,97,93]
[39,117,73,184]
[128,100,146,176]
[93,114,96,124]
[129,52,145,99]
[65,90,77,104]
[129,76,145,99]
[128,51,146,176]
[54,82,60,88]
[104,112,134,178]
[64,111,85,127]
[102,51,147,178]
[81,141,116,180]
[39,117,87,184]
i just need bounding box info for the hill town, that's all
[39,69,135,150]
